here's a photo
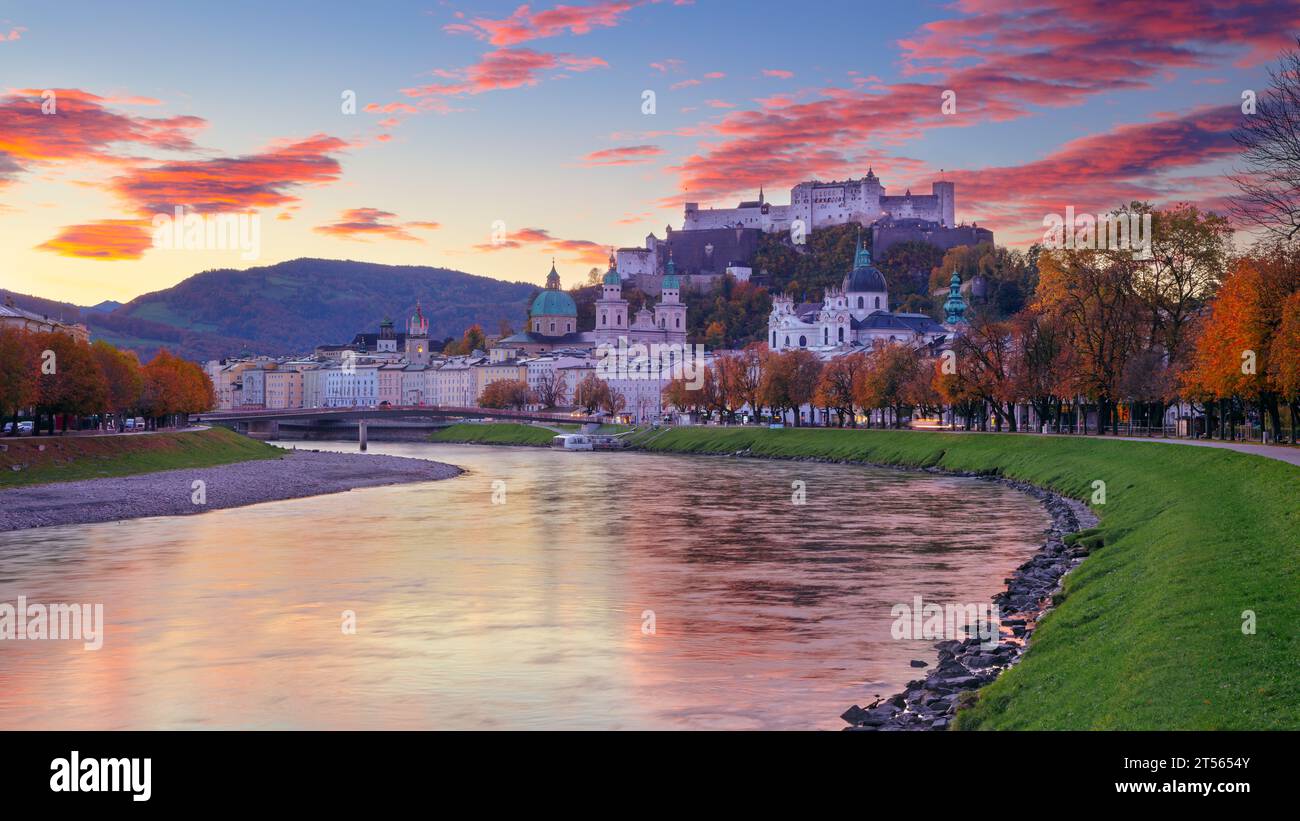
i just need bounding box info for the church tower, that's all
[654,252,687,343]
[595,250,628,343]
[405,301,430,365]
[377,318,397,353]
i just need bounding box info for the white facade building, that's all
[768,241,951,352]
[683,171,955,234]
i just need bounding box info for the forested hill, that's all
[6,258,540,361]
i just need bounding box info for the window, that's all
[875,297,881,309]
[838,327,844,342]
[601,312,607,325]
[676,317,681,328]
[823,328,828,344]
[799,335,807,347]
[772,331,777,347]
[857,296,864,309]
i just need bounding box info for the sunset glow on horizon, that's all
[2,0,1296,305]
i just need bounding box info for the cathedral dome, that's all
[531,289,577,317]
[844,242,887,293]
[532,261,578,317]
[602,268,621,286]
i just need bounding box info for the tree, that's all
[855,344,923,428]
[598,384,627,418]
[573,372,608,414]
[534,369,567,408]
[1009,307,1070,431]
[814,352,866,426]
[760,349,821,426]
[91,340,144,429]
[1181,245,1300,440]
[1036,245,1144,434]
[444,324,487,356]
[1231,37,1300,240]
[0,328,39,434]
[141,349,213,427]
[1130,202,1233,368]
[480,379,531,410]
[33,331,107,434]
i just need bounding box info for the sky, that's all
[1,0,1296,306]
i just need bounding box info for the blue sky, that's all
[0,0,1291,304]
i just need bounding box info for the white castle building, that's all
[683,170,955,234]
[768,240,960,352]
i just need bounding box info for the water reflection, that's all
[0,442,1049,730]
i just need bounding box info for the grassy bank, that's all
[0,426,282,488]
[429,422,631,446]
[627,426,1299,730]
[429,422,558,446]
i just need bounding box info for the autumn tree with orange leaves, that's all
[1181,244,1300,440]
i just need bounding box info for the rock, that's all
[909,659,928,668]
[840,705,867,724]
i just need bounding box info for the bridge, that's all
[193,405,602,449]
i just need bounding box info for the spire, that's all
[665,248,676,277]
[546,259,561,290]
[853,230,872,268]
[944,271,968,324]
[758,185,764,204]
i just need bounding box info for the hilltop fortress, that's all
[682,170,955,233]
[616,170,989,293]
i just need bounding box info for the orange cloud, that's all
[581,144,663,166]
[109,134,347,214]
[0,88,204,187]
[314,208,440,242]
[36,219,152,260]
[472,226,609,266]
[402,47,608,100]
[445,1,645,46]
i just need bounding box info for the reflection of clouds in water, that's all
[0,442,1049,731]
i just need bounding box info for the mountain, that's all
[87,300,123,313]
[7,258,542,361]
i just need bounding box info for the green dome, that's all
[662,274,680,290]
[602,268,621,286]
[531,288,577,317]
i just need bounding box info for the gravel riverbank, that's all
[0,449,462,532]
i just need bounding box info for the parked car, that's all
[124,418,137,430]
[16,421,33,434]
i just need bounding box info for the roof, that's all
[497,330,589,346]
[850,311,946,335]
[531,288,577,317]
[665,226,761,274]
[844,244,888,293]
[602,268,621,286]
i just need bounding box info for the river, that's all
[0,441,1050,730]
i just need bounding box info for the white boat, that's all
[551,434,594,451]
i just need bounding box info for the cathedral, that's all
[767,239,962,352]
[494,255,688,356]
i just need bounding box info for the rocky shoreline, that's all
[840,473,1097,731]
[640,446,1100,732]
[0,449,463,533]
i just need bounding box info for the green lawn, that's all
[0,426,282,487]
[428,422,634,446]
[429,422,559,446]
[626,426,1300,730]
